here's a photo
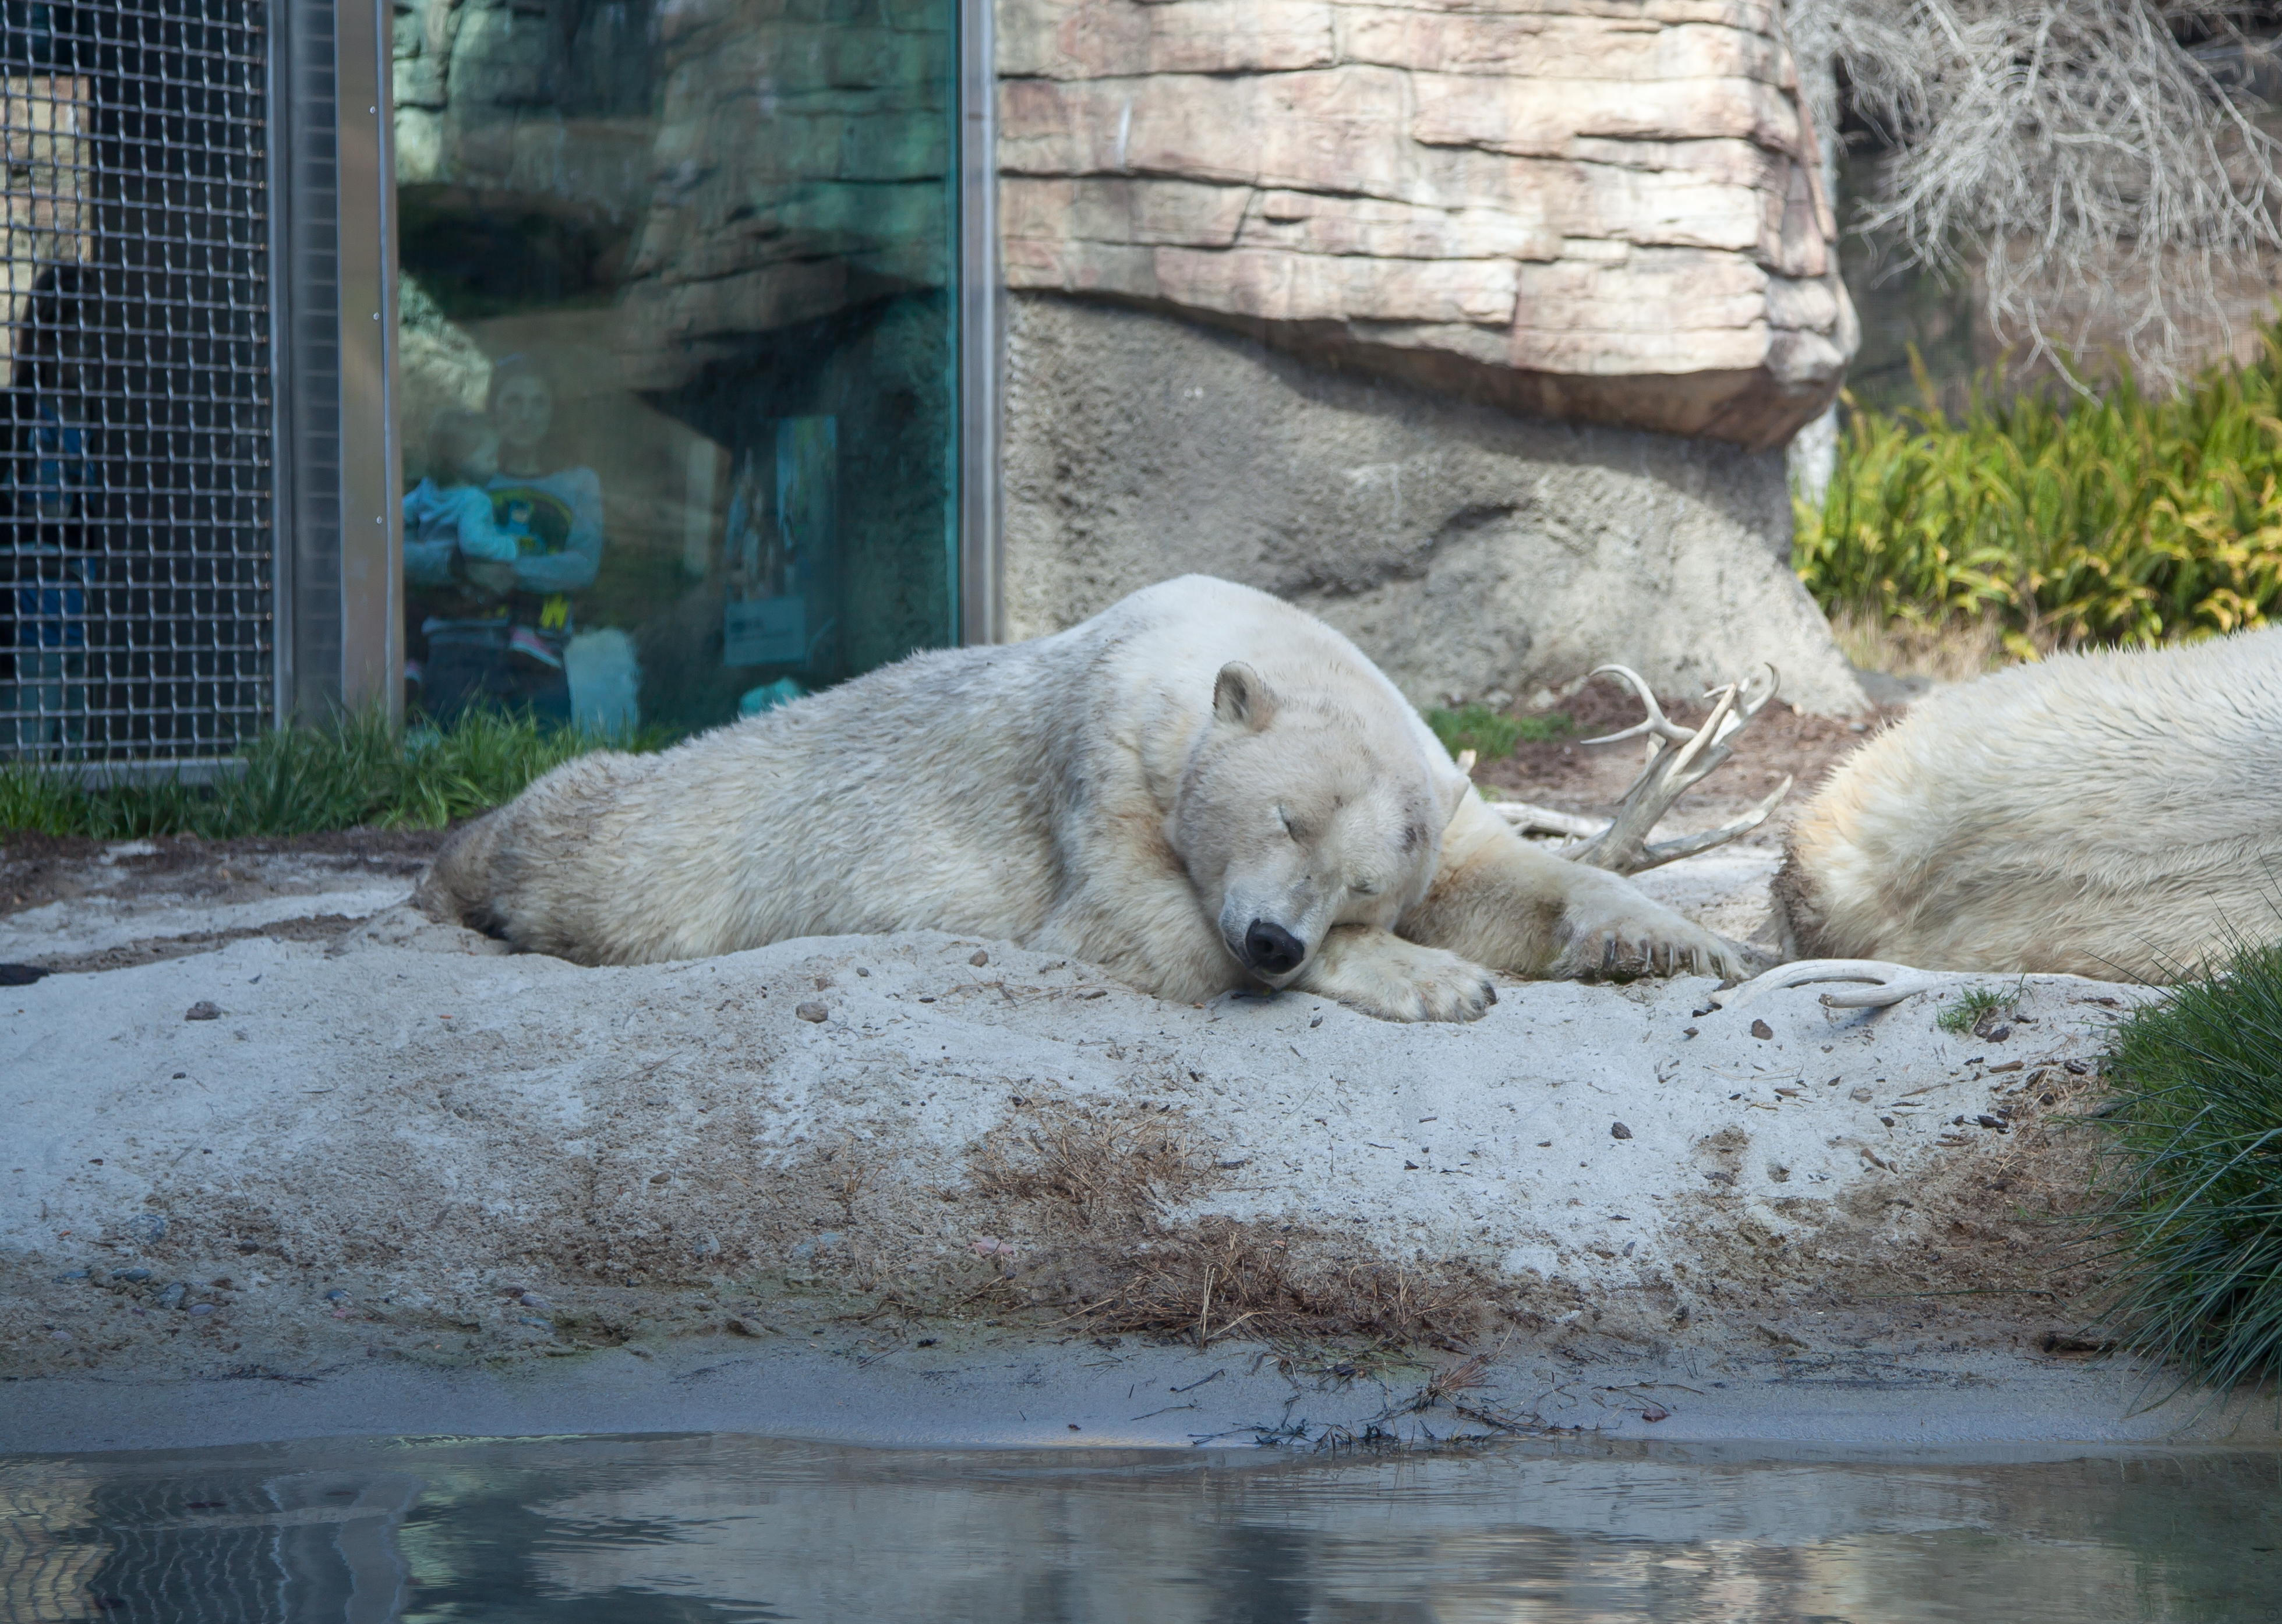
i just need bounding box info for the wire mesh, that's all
[3,0,272,762]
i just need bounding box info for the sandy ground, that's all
[10,818,2264,1456]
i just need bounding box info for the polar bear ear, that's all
[1438,769,1472,831]
[1212,661,1278,731]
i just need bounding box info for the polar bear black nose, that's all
[1244,920,1305,976]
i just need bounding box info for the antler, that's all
[1563,664,1792,876]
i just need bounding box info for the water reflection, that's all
[4,1436,2279,1622]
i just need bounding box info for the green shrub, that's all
[0,707,674,840]
[1426,705,1570,762]
[1796,335,2282,649]
[2096,939,2282,1389]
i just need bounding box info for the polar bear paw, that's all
[1296,925,1500,1022]
[1552,897,1744,982]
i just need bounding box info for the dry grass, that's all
[1073,1218,1483,1351]
[971,1106,1200,1230]
[969,1105,1494,1351]
[1825,607,2035,685]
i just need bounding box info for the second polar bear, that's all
[418,576,1743,1020]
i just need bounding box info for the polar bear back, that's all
[1779,625,2282,976]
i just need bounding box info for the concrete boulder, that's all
[1004,296,1867,714]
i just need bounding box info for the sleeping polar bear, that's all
[417,576,1744,1021]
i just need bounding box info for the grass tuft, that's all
[1426,704,1570,763]
[0,707,674,840]
[1937,985,2022,1036]
[1797,332,2282,649]
[2094,939,2282,1389]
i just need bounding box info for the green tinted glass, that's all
[391,0,959,736]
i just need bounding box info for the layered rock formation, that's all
[999,0,1856,450]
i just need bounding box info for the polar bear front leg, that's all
[1402,797,1746,981]
[1293,924,1499,1022]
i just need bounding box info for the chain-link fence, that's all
[3,0,272,763]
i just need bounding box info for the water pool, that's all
[3,1435,2277,1622]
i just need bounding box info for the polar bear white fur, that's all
[1774,627,2282,980]
[419,576,1742,1021]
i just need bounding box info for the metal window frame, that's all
[332,0,397,717]
[956,0,1002,649]
[269,0,394,730]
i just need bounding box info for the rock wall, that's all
[1005,297,1867,714]
[998,0,1857,451]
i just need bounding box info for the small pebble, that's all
[185,1001,221,1022]
[156,1283,188,1310]
[969,950,989,967]
[1749,1020,1774,1041]
[112,1269,151,1282]
[2064,1058,2092,1075]
[188,1303,215,1317]
[519,1293,550,1310]
[325,1289,349,1302]
[49,1329,71,1343]
[518,1317,552,1330]
[52,1270,89,1283]
[1610,1121,1634,1140]
[795,1000,828,1022]
[1849,1087,1874,1103]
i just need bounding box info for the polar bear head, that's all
[1171,661,1469,987]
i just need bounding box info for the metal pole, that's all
[333,0,400,719]
[956,0,1001,648]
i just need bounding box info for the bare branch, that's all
[1786,0,2282,388]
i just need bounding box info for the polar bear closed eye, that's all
[418,576,1746,1021]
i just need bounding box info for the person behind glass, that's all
[412,356,605,726]
[402,406,524,708]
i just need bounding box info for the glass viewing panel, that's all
[391,0,959,735]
